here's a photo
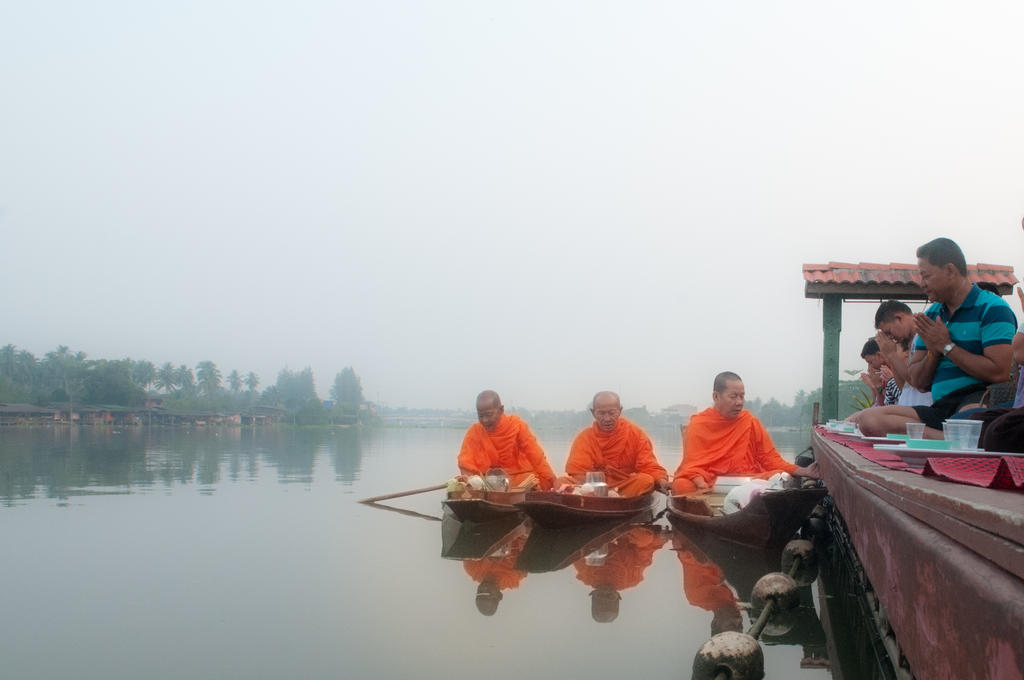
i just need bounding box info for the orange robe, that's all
[463,535,527,591]
[676,549,738,611]
[566,418,668,496]
[458,414,556,490]
[672,409,797,494]
[573,527,667,591]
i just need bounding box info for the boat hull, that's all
[442,489,526,523]
[516,491,658,529]
[667,487,826,550]
[440,513,528,561]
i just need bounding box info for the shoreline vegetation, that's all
[1,343,871,430]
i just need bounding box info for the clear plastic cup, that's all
[906,422,926,440]
[585,543,609,566]
[943,420,983,449]
[585,471,608,497]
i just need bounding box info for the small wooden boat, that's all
[440,513,529,561]
[667,486,827,550]
[515,490,658,530]
[442,488,526,523]
[516,510,656,573]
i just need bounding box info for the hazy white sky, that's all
[2,1,1022,411]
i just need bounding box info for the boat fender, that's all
[750,573,800,612]
[781,539,818,586]
[691,631,764,680]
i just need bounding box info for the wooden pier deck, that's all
[812,429,1024,680]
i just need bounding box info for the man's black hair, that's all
[917,237,967,276]
[861,338,880,358]
[874,299,913,328]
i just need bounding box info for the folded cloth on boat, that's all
[722,473,792,514]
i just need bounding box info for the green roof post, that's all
[821,294,842,421]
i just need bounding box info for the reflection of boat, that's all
[515,491,658,529]
[515,510,655,573]
[442,489,526,523]
[672,526,828,664]
[667,487,826,550]
[671,526,780,603]
[440,513,529,561]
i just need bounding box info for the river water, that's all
[0,425,837,680]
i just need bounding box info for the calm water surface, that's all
[0,426,832,680]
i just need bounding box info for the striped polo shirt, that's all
[913,284,1018,401]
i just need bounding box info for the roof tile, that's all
[802,262,1018,288]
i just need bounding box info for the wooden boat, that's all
[516,510,655,573]
[667,485,827,550]
[442,488,526,523]
[515,490,658,530]
[440,512,529,561]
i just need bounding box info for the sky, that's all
[1,1,1022,411]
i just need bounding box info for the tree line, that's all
[0,344,373,425]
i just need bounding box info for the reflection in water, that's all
[572,526,667,623]
[0,426,367,504]
[673,531,743,635]
[330,428,363,483]
[461,526,530,617]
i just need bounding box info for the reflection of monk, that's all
[672,372,819,494]
[463,534,528,616]
[458,390,557,490]
[566,391,669,496]
[573,526,667,622]
[673,533,743,635]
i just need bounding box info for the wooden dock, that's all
[812,429,1024,680]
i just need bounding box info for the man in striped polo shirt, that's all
[855,238,1017,438]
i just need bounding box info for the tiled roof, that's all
[803,262,1018,288]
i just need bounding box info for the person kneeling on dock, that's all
[564,391,670,495]
[458,390,557,490]
[672,372,820,495]
[852,238,1016,438]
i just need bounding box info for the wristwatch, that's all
[941,343,955,356]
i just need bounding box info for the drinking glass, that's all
[484,467,509,491]
[585,471,608,497]
[906,422,925,440]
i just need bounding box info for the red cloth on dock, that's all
[923,456,1024,491]
[818,427,1024,491]
[816,427,915,472]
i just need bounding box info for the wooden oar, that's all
[362,501,443,522]
[357,483,447,504]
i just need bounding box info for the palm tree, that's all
[174,365,195,395]
[155,363,177,393]
[227,369,242,394]
[244,372,260,393]
[196,361,222,397]
[0,344,16,380]
[132,360,156,391]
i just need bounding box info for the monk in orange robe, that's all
[463,533,528,616]
[672,532,743,635]
[573,526,667,622]
[458,390,557,490]
[565,391,670,496]
[672,372,819,494]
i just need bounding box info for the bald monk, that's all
[565,391,670,495]
[463,533,528,617]
[573,526,667,622]
[458,390,557,490]
[672,372,820,495]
